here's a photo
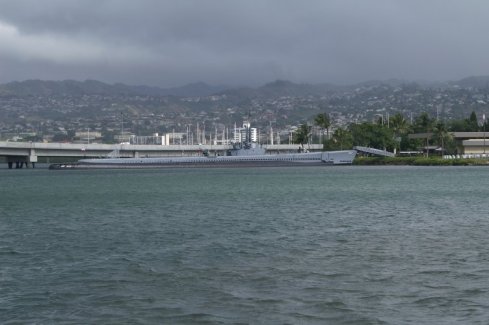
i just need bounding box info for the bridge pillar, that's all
[7,157,28,169]
[26,150,37,168]
[28,149,38,169]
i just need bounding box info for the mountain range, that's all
[1,76,489,98]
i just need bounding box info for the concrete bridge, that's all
[0,141,323,169]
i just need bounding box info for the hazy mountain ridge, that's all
[2,76,489,99]
[450,76,489,89]
[0,80,228,98]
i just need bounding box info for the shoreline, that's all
[353,156,489,166]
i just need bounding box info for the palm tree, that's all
[294,123,312,146]
[433,121,452,156]
[390,113,409,136]
[329,128,353,150]
[413,112,435,133]
[413,112,435,157]
[389,113,409,153]
[314,113,331,141]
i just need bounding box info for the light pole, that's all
[120,112,124,142]
[482,113,486,157]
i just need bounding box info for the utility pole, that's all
[203,123,206,145]
[482,113,486,156]
[196,123,200,144]
[120,112,124,142]
[269,121,273,145]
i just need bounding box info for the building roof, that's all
[409,132,489,140]
[462,139,489,146]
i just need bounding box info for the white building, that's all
[233,122,258,143]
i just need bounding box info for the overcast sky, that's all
[0,0,488,87]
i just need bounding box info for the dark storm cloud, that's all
[0,0,488,87]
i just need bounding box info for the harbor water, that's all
[1,166,489,324]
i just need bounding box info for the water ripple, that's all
[2,166,489,323]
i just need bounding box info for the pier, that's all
[354,146,395,157]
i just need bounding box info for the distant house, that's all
[409,132,489,154]
[74,131,102,144]
[233,122,258,143]
[462,139,489,154]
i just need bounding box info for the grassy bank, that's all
[353,156,489,166]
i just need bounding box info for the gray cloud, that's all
[0,0,488,87]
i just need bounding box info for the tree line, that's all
[294,111,488,154]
